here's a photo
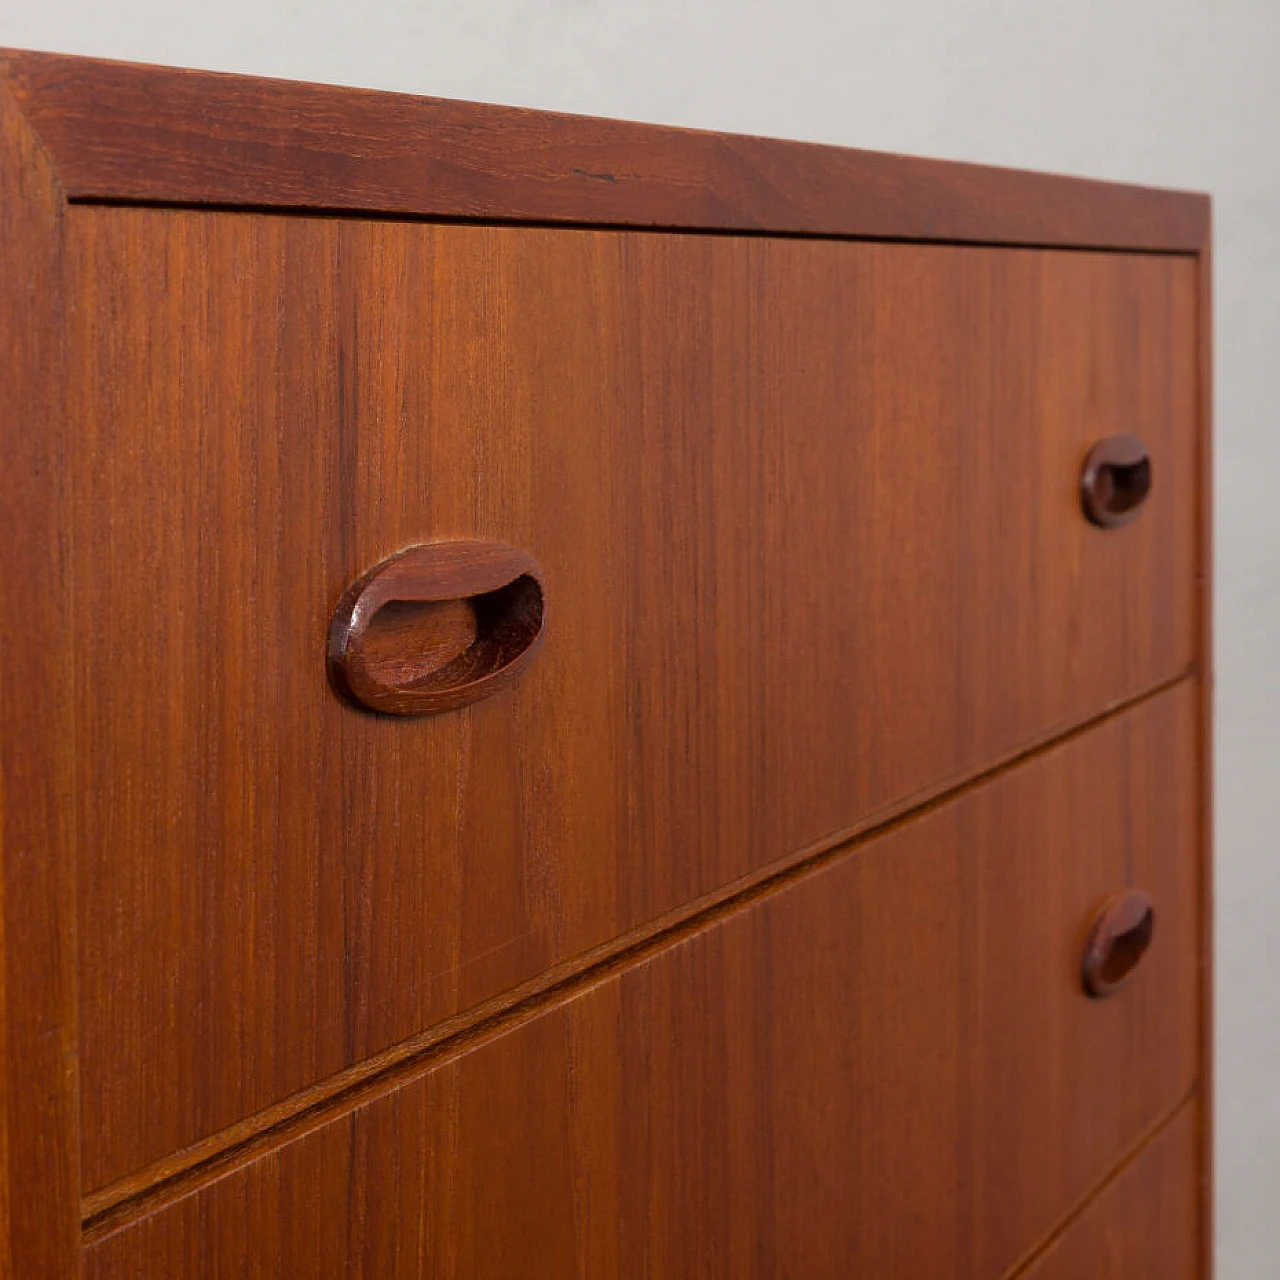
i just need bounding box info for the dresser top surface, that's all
[0,47,1208,252]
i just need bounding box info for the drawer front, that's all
[82,685,1200,1275]
[69,207,1198,1185]
[1017,1104,1200,1279]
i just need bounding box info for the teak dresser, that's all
[0,49,1212,1279]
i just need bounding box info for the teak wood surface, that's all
[1019,1102,1199,1279]
[0,47,1212,1280]
[70,210,1196,1190]
[0,49,1208,250]
[82,686,1199,1277]
[0,74,79,1280]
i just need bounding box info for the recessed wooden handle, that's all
[328,541,545,716]
[1080,434,1152,528]
[1082,890,1154,998]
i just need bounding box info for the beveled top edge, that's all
[0,47,1209,251]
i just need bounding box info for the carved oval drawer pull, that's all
[1081,890,1155,998]
[1080,434,1152,528]
[328,541,545,716]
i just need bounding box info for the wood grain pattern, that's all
[0,82,80,1278]
[0,48,1208,251]
[0,49,1214,1277]
[66,209,1198,1190]
[1016,1102,1199,1279]
[81,684,1200,1277]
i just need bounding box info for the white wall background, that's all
[2,1,1275,1274]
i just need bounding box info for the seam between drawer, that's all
[81,666,1199,1241]
[1000,1086,1201,1280]
[68,198,1205,258]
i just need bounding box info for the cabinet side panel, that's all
[0,83,78,1277]
[1195,222,1214,1280]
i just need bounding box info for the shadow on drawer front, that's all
[69,208,1198,1187]
[83,683,1199,1276]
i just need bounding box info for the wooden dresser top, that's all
[0,47,1207,250]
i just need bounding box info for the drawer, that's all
[82,684,1200,1275]
[1017,1103,1200,1279]
[70,208,1198,1186]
